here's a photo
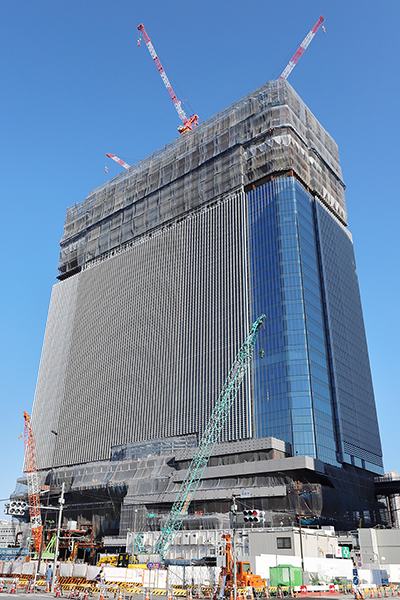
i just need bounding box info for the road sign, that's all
[343,547,350,559]
[147,562,154,570]
[240,490,251,498]
[358,561,362,568]
[353,569,358,576]
[353,577,359,586]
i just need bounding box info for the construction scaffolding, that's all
[58,78,346,279]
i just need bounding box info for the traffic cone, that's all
[0,579,4,593]
[189,590,193,600]
[213,589,217,600]
[83,588,89,600]
[397,590,400,597]
[279,588,283,599]
[169,590,174,600]
[265,588,270,599]
[70,587,75,599]
[118,588,123,600]
[343,588,347,595]
[46,581,51,594]
[10,580,16,595]
[99,587,106,600]
[392,591,396,597]
[371,590,375,599]
[361,590,365,600]
[230,590,233,600]
[145,590,150,600]
[196,588,200,600]
[385,590,389,598]
[377,589,381,598]
[55,583,61,598]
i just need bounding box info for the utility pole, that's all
[296,478,305,577]
[231,495,238,600]
[51,482,65,593]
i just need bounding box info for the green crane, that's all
[151,314,266,557]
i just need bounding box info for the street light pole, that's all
[51,483,65,593]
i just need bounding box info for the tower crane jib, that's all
[137,23,199,134]
[279,15,324,80]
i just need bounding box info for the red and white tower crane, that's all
[106,153,131,170]
[23,411,43,555]
[137,23,199,135]
[279,15,324,80]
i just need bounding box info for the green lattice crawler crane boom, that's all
[149,314,266,558]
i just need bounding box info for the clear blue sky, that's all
[1,1,399,514]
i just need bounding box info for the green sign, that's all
[342,547,350,558]
[147,513,156,518]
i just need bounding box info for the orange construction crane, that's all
[23,411,43,554]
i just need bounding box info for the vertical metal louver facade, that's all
[32,193,249,469]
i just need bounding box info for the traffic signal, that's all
[216,542,226,568]
[243,509,265,523]
[5,501,27,516]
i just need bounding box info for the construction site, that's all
[5,15,400,596]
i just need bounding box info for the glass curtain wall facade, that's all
[248,178,383,473]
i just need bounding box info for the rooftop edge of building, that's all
[58,79,347,279]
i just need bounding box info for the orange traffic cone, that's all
[117,588,123,600]
[377,590,381,598]
[189,591,193,600]
[83,587,89,600]
[0,579,4,593]
[70,587,75,599]
[392,591,396,598]
[169,590,174,600]
[100,587,106,600]
[385,590,389,598]
[397,590,400,597]
[10,580,16,595]
[265,588,270,599]
[230,591,233,600]
[145,590,150,600]
[196,589,200,600]
[371,590,375,599]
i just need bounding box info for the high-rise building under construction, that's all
[24,79,384,543]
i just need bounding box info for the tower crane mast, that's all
[23,411,43,555]
[137,23,199,135]
[151,314,266,557]
[279,15,324,80]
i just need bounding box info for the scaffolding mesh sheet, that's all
[58,79,345,277]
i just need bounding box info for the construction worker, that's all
[45,564,53,589]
